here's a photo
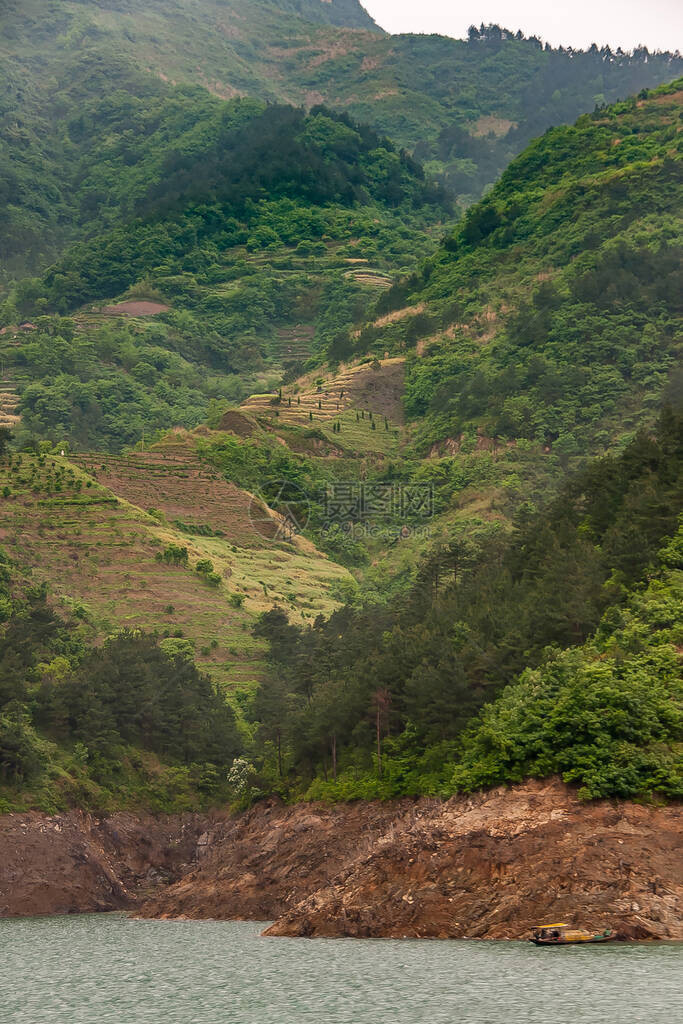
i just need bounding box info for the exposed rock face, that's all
[0,812,210,918]
[139,782,682,940]
[2,783,681,940]
[263,783,682,940]
[137,799,407,921]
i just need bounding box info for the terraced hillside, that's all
[244,356,405,419]
[241,357,406,450]
[0,440,352,697]
[69,437,280,548]
[0,380,20,431]
[230,81,683,593]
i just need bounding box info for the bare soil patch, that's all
[471,115,516,138]
[102,301,169,316]
[218,410,257,437]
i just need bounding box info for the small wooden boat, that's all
[530,923,617,945]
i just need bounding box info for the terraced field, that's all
[0,331,27,430]
[0,444,352,699]
[68,434,279,548]
[271,325,315,367]
[0,379,20,430]
[241,357,406,454]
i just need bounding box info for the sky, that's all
[362,1,683,54]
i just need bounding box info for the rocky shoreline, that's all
[1,782,681,940]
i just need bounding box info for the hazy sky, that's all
[362,1,683,53]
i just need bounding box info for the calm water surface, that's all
[1,915,681,1023]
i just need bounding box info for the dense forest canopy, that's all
[249,409,682,801]
[30,98,443,311]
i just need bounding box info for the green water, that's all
[1,915,680,1023]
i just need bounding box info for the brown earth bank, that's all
[0,811,214,918]
[2,783,681,940]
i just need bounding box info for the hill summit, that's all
[269,0,380,31]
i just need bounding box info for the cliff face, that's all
[137,799,409,922]
[0,811,210,918]
[2,783,681,940]
[261,783,682,940]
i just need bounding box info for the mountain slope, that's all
[234,82,682,591]
[0,435,352,695]
[270,0,380,30]
[1,1,679,276]
[249,408,682,801]
[1,95,447,450]
[358,81,682,457]
[225,85,682,800]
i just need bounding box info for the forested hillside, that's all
[1,0,679,275]
[233,82,682,594]
[251,410,682,802]
[2,409,680,812]
[0,2,681,816]
[353,81,682,458]
[226,85,682,803]
[1,91,446,450]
